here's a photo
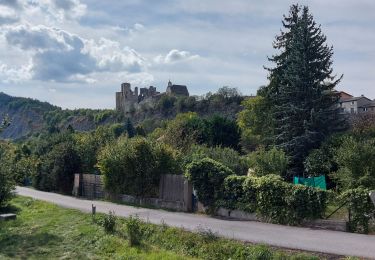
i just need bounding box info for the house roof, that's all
[338,91,353,98]
[340,96,372,102]
[359,100,375,108]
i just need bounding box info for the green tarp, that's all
[293,175,326,190]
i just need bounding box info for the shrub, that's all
[286,185,328,224]
[247,146,289,177]
[185,158,234,213]
[99,210,117,233]
[33,141,80,194]
[125,215,144,246]
[241,177,257,213]
[186,145,249,175]
[157,95,176,114]
[0,142,15,207]
[332,136,375,190]
[304,148,333,176]
[162,112,204,151]
[205,115,241,150]
[98,137,181,197]
[220,175,248,210]
[254,175,289,224]
[341,188,375,234]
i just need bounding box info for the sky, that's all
[0,0,374,109]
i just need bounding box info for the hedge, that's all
[216,174,328,225]
[185,158,234,213]
[341,187,375,234]
[219,175,248,210]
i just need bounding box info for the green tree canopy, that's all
[264,4,343,178]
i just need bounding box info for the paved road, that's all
[16,187,375,259]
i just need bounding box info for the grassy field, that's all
[0,196,344,260]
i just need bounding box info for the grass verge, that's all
[0,196,350,259]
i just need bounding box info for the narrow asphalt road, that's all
[16,187,375,259]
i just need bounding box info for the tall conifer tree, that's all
[266,5,343,178]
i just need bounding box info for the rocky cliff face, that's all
[0,93,53,139]
[0,92,116,140]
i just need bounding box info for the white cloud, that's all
[51,0,86,20]
[3,24,148,83]
[0,61,33,83]
[5,24,79,51]
[84,38,146,73]
[154,49,199,64]
[0,5,19,24]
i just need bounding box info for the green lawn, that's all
[0,196,341,260]
[0,197,190,260]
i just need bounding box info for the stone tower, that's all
[116,83,138,113]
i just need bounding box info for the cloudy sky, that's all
[0,0,374,109]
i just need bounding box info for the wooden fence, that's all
[73,173,192,212]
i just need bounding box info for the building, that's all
[338,91,373,114]
[359,100,375,113]
[116,81,189,114]
[166,80,189,96]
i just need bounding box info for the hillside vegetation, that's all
[0,87,244,140]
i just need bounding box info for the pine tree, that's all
[125,118,135,138]
[266,5,343,178]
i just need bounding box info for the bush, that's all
[304,148,333,177]
[185,158,234,213]
[341,188,375,234]
[157,95,176,114]
[286,185,328,224]
[247,146,289,177]
[0,142,15,207]
[99,210,117,233]
[332,136,375,190]
[33,141,80,194]
[125,215,144,246]
[254,175,289,224]
[205,115,241,150]
[241,177,257,213]
[186,145,249,175]
[220,174,328,224]
[98,137,181,197]
[220,175,248,210]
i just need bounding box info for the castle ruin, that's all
[116,80,189,113]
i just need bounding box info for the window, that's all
[350,108,355,114]
[351,101,355,105]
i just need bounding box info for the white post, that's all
[369,191,375,207]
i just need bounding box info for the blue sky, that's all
[0,0,374,109]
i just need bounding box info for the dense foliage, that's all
[157,112,240,151]
[341,188,375,234]
[333,136,375,190]
[185,158,234,212]
[185,145,249,175]
[33,141,81,194]
[247,146,289,177]
[221,174,328,225]
[260,5,343,178]
[98,137,181,197]
[0,142,15,207]
[237,96,274,151]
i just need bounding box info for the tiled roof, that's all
[340,96,371,102]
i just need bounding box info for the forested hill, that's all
[0,92,118,140]
[0,88,246,140]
